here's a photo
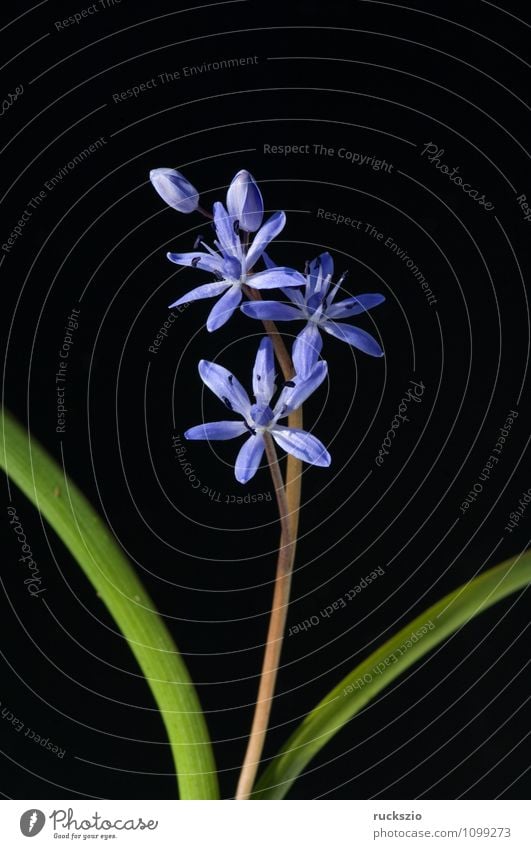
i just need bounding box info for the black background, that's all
[1,0,530,800]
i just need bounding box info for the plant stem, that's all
[235,433,294,800]
[235,274,304,798]
[243,284,294,381]
[242,284,303,546]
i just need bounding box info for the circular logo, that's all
[20,810,45,837]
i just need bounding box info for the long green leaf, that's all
[1,408,219,799]
[254,551,531,799]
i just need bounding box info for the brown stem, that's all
[242,284,303,546]
[234,274,304,799]
[243,284,294,381]
[235,434,294,800]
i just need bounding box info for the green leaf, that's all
[254,551,531,799]
[1,409,219,799]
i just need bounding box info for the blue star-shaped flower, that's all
[185,338,331,483]
[241,252,385,376]
[167,198,304,332]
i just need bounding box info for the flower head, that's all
[241,252,385,376]
[150,168,199,213]
[167,201,304,332]
[226,169,264,232]
[185,338,330,483]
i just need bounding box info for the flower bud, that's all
[149,168,199,213]
[226,169,264,232]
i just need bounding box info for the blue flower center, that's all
[223,256,242,281]
[307,292,324,314]
[250,403,274,427]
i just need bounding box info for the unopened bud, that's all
[226,169,264,232]
[150,168,199,213]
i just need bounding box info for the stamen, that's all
[222,396,233,410]
[191,256,201,268]
[233,219,240,234]
[284,380,296,388]
[193,235,204,249]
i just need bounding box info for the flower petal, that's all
[323,321,383,357]
[235,434,265,484]
[271,425,331,467]
[281,286,306,307]
[319,252,334,280]
[206,285,242,331]
[169,280,230,308]
[326,293,386,319]
[185,421,247,440]
[292,323,323,377]
[213,201,241,260]
[247,267,306,289]
[198,360,251,416]
[167,250,223,274]
[245,211,286,270]
[307,252,333,298]
[226,169,264,233]
[241,300,303,322]
[261,250,276,270]
[253,337,276,403]
[273,360,328,419]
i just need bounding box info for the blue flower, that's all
[150,168,200,213]
[185,338,331,483]
[226,169,264,232]
[241,252,385,376]
[167,201,304,332]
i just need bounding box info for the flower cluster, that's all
[150,167,385,482]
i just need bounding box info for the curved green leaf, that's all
[1,408,218,799]
[254,551,531,799]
